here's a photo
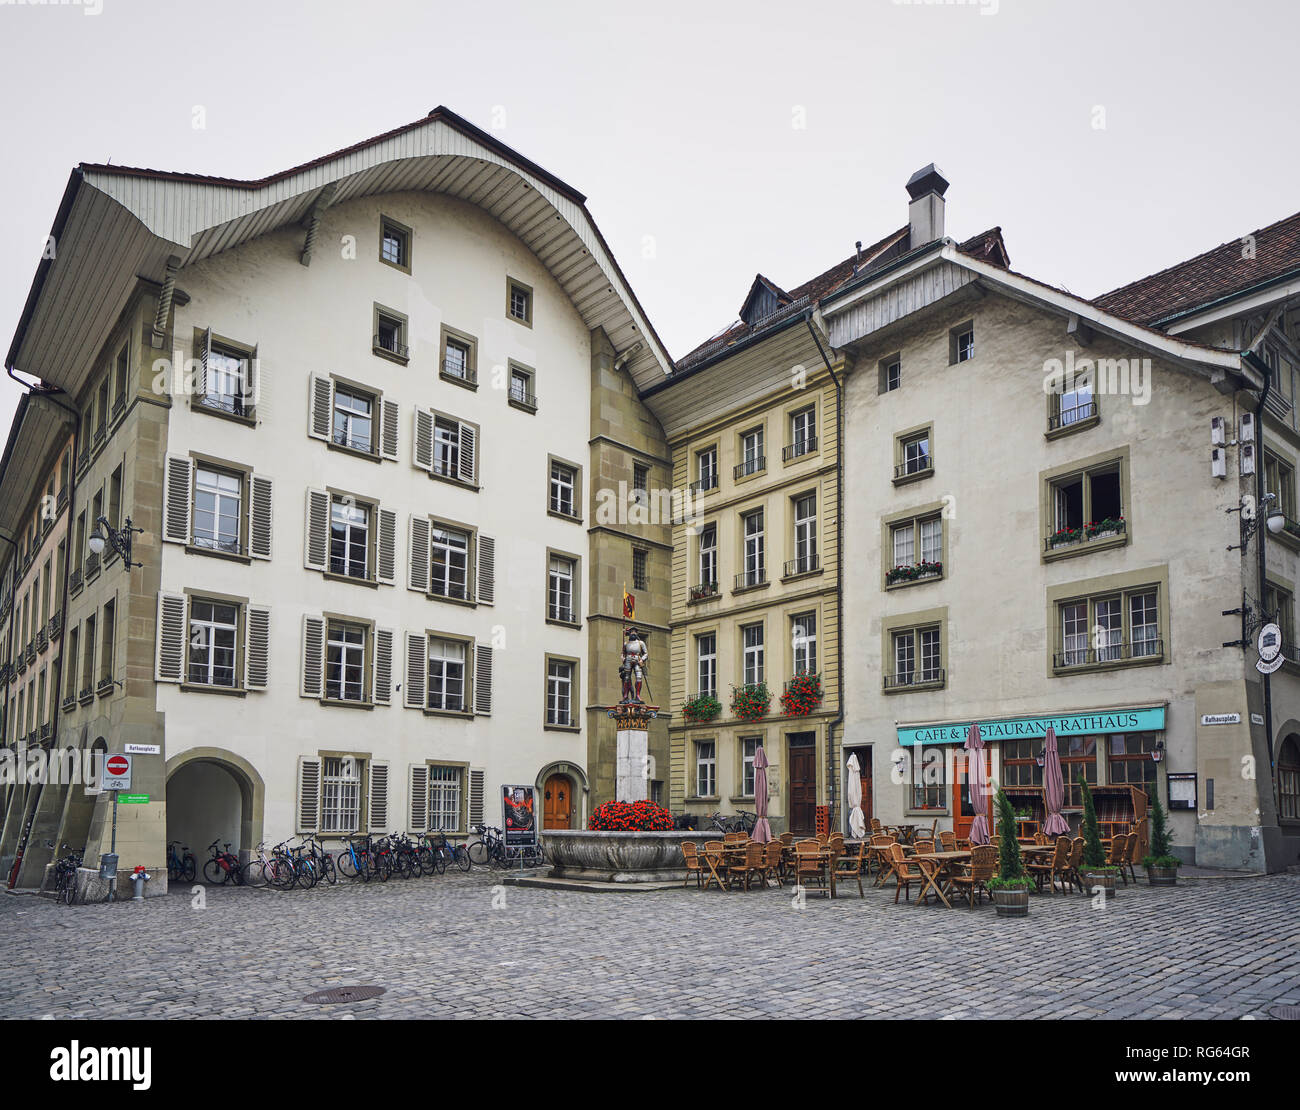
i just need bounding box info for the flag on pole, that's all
[622,585,635,620]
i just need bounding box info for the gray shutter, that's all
[163,456,192,544]
[301,614,325,698]
[304,489,329,571]
[155,592,187,682]
[469,768,485,829]
[408,516,430,593]
[296,756,321,834]
[249,474,273,559]
[409,765,429,834]
[368,761,390,833]
[372,627,393,705]
[380,398,400,461]
[246,342,260,417]
[198,327,211,401]
[308,374,332,441]
[404,631,426,709]
[458,422,476,483]
[376,507,396,585]
[413,407,434,472]
[474,644,492,716]
[476,536,495,605]
[245,604,270,691]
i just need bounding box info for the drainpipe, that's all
[804,312,845,831]
[1250,358,1276,783]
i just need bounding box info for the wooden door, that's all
[860,753,873,825]
[543,774,572,830]
[952,749,993,840]
[788,738,816,836]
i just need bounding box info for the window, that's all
[740,510,765,587]
[695,446,718,491]
[374,307,408,359]
[632,548,648,591]
[108,466,122,530]
[550,462,578,518]
[65,627,79,703]
[548,555,576,623]
[430,525,470,600]
[427,637,466,712]
[329,497,370,580]
[546,659,574,726]
[791,493,817,575]
[1264,581,1295,653]
[321,756,362,834]
[950,322,974,364]
[742,623,764,686]
[1108,732,1160,787]
[737,428,764,478]
[428,766,463,831]
[1050,373,1097,431]
[113,343,129,410]
[507,278,533,325]
[81,615,95,696]
[202,342,250,416]
[379,218,410,270]
[792,612,817,674]
[887,625,942,688]
[896,429,932,480]
[1264,452,1297,527]
[1280,737,1300,822]
[1049,462,1123,546]
[1002,738,1043,788]
[332,387,374,453]
[633,463,649,504]
[188,599,238,687]
[742,737,759,796]
[509,364,536,410]
[440,328,477,387]
[787,407,816,460]
[696,633,717,699]
[909,749,946,810]
[696,741,716,797]
[1054,585,1162,669]
[697,524,717,592]
[325,622,366,702]
[194,467,241,554]
[1059,735,1098,807]
[431,416,476,482]
[96,378,109,436]
[888,514,943,583]
[880,355,901,394]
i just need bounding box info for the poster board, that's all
[501,785,537,846]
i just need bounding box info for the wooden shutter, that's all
[408,516,430,593]
[403,631,426,709]
[413,407,434,472]
[376,507,397,585]
[162,456,192,544]
[409,765,429,834]
[198,327,211,401]
[308,374,332,441]
[380,398,400,461]
[372,627,393,705]
[304,489,329,571]
[468,768,485,829]
[249,474,273,559]
[368,761,390,833]
[155,592,187,682]
[458,422,476,483]
[476,536,495,605]
[246,342,260,417]
[244,604,270,690]
[301,615,325,698]
[474,644,493,716]
[296,756,321,834]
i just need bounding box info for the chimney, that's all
[906,163,949,247]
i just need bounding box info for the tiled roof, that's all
[1093,209,1300,326]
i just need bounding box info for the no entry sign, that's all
[102,754,132,791]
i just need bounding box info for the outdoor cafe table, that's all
[781,844,838,898]
[911,850,970,908]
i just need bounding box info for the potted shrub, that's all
[778,672,822,717]
[1077,774,1118,898]
[1142,792,1181,886]
[986,789,1034,916]
[681,693,722,724]
[690,581,718,602]
[730,682,771,721]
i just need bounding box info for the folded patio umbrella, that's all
[965,722,991,845]
[846,752,866,838]
[1041,725,1071,836]
[751,745,773,843]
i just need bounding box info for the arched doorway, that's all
[1279,736,1300,822]
[165,749,264,869]
[535,761,588,830]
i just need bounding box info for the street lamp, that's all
[88,515,144,571]
[1228,492,1284,552]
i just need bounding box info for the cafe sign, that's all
[897,705,1166,747]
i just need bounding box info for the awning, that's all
[897,705,1166,747]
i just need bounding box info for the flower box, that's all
[885,561,942,585]
[682,694,722,723]
[730,682,771,721]
[779,672,823,717]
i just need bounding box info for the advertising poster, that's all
[502,785,536,846]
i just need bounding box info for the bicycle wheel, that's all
[373,854,391,882]
[202,858,224,885]
[167,859,179,883]
[467,839,488,866]
[432,848,447,876]
[241,860,268,888]
[417,847,436,876]
[453,845,471,872]
[337,848,358,879]
[268,855,296,890]
[183,856,196,883]
[322,854,338,885]
[296,859,319,889]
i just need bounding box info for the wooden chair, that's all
[779,831,793,847]
[728,841,766,891]
[702,840,727,891]
[794,840,830,897]
[833,840,867,899]
[761,840,785,887]
[816,832,831,846]
[1027,836,1071,895]
[1108,833,1131,883]
[1124,831,1141,884]
[869,817,883,835]
[947,844,996,908]
[723,831,748,845]
[912,839,936,855]
[938,830,956,852]
[928,819,939,842]
[681,842,705,889]
[888,843,930,903]
[869,834,896,886]
[1033,832,1049,846]
[828,834,845,863]
[1065,837,1085,894]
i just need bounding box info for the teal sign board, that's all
[897,706,1166,748]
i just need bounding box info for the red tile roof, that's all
[1094,209,1300,326]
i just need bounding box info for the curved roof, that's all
[7,106,674,394]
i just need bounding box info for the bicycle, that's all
[52,846,82,905]
[202,840,244,885]
[305,837,338,885]
[241,842,294,888]
[336,837,373,883]
[467,825,508,868]
[425,831,470,872]
[166,840,196,884]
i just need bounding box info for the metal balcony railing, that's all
[442,359,477,386]
[734,456,765,480]
[690,474,718,493]
[1047,400,1098,431]
[784,555,819,577]
[689,581,719,602]
[509,386,537,411]
[734,569,766,591]
[1052,639,1163,669]
[782,436,818,462]
[883,669,945,690]
[373,332,409,359]
[894,456,932,479]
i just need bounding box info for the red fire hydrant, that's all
[130,864,151,902]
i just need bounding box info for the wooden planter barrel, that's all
[992,888,1030,917]
[1145,865,1178,887]
[1080,868,1118,899]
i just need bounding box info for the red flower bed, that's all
[587,800,676,832]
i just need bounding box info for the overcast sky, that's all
[1,0,1296,437]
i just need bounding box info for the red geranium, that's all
[588,800,676,831]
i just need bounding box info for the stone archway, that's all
[535,761,589,830]
[165,748,264,864]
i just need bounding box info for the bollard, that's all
[130,865,151,902]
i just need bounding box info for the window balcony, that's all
[331,428,374,454]
[97,676,115,697]
[78,685,94,706]
[690,474,718,494]
[894,458,933,481]
[688,581,719,603]
[69,567,83,595]
[15,653,27,676]
[783,555,820,578]
[76,450,90,475]
[441,360,478,388]
[61,694,76,713]
[39,722,52,741]
[111,395,126,420]
[734,457,765,480]
[430,583,475,604]
[883,668,945,691]
[85,551,100,580]
[508,386,538,413]
[885,561,943,587]
[196,391,250,418]
[734,569,767,592]
[48,611,63,640]
[57,486,69,513]
[35,628,47,654]
[24,641,36,665]
[1052,638,1163,671]
[1044,518,1126,556]
[0,663,10,684]
[94,422,106,447]
[782,436,817,462]
[373,333,408,359]
[548,605,576,625]
[1047,401,1098,434]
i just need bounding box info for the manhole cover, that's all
[303,985,386,1005]
[1270,1005,1300,1020]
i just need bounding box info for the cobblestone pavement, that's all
[2,870,1298,1020]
